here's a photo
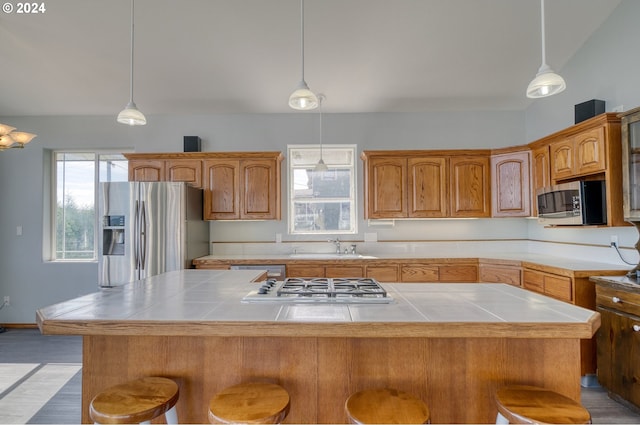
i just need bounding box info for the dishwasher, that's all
[229,264,286,280]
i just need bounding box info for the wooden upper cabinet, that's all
[204,159,240,219]
[575,127,606,175]
[550,126,606,181]
[165,159,203,188]
[363,150,490,219]
[531,145,550,216]
[450,155,491,218]
[491,150,531,217]
[125,152,283,221]
[550,139,574,181]
[204,154,282,220]
[366,157,407,218]
[129,159,165,181]
[409,157,448,217]
[241,159,280,219]
[529,113,624,226]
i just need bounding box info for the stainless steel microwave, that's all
[537,181,607,225]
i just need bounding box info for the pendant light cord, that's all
[129,0,136,103]
[299,0,305,82]
[539,0,547,67]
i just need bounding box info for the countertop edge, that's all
[37,318,599,339]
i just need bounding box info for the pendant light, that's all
[526,0,566,98]
[117,0,146,125]
[314,94,328,172]
[289,0,318,110]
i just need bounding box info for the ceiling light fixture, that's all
[314,94,328,172]
[117,0,146,125]
[288,0,318,111]
[0,123,36,151]
[526,0,566,98]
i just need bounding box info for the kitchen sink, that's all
[288,253,377,259]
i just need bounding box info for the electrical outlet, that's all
[610,235,619,247]
[3,296,9,306]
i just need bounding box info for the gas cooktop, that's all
[242,277,394,304]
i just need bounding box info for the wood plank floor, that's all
[1,328,639,424]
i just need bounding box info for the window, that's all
[52,151,128,260]
[288,144,357,234]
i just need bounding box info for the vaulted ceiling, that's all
[0,0,622,115]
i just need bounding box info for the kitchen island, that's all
[37,269,599,424]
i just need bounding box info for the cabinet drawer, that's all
[544,274,573,302]
[439,265,478,282]
[287,265,324,278]
[326,266,364,278]
[479,265,521,286]
[401,265,439,282]
[597,286,640,317]
[523,269,544,292]
[366,266,399,282]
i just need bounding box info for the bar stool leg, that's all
[496,412,509,424]
[164,405,178,424]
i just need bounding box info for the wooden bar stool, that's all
[208,382,290,424]
[89,377,179,424]
[495,385,591,424]
[345,387,430,424]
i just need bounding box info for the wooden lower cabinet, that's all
[287,265,325,278]
[401,263,477,283]
[401,264,439,282]
[365,265,399,282]
[326,266,364,278]
[523,268,572,302]
[479,263,522,287]
[595,282,640,409]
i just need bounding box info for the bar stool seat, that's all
[495,385,591,424]
[345,387,430,424]
[89,377,179,424]
[208,382,290,424]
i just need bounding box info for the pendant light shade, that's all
[289,0,318,111]
[314,94,328,172]
[526,0,566,99]
[118,0,146,125]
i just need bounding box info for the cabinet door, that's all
[479,264,522,286]
[204,159,240,220]
[165,159,203,188]
[543,274,573,303]
[523,269,544,293]
[326,266,364,278]
[491,151,531,217]
[439,265,478,282]
[575,127,606,175]
[408,157,448,217]
[597,306,640,406]
[550,139,574,181]
[129,160,165,182]
[287,265,325,278]
[450,156,490,217]
[366,265,399,282]
[401,264,439,282]
[531,146,550,216]
[241,159,279,219]
[367,157,407,218]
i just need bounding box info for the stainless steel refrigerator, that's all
[98,182,209,287]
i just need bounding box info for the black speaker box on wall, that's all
[575,99,605,124]
[183,136,201,152]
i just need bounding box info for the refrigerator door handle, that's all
[140,200,147,270]
[134,199,140,270]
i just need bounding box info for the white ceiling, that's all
[0,0,622,116]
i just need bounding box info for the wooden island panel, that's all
[82,335,581,424]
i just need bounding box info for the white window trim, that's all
[287,144,357,235]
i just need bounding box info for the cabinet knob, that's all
[633,325,640,332]
[612,296,621,303]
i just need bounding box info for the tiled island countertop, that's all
[36,270,598,424]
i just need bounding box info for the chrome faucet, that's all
[328,238,341,254]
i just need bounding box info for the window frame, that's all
[287,144,357,235]
[47,149,130,262]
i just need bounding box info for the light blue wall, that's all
[1,0,639,323]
